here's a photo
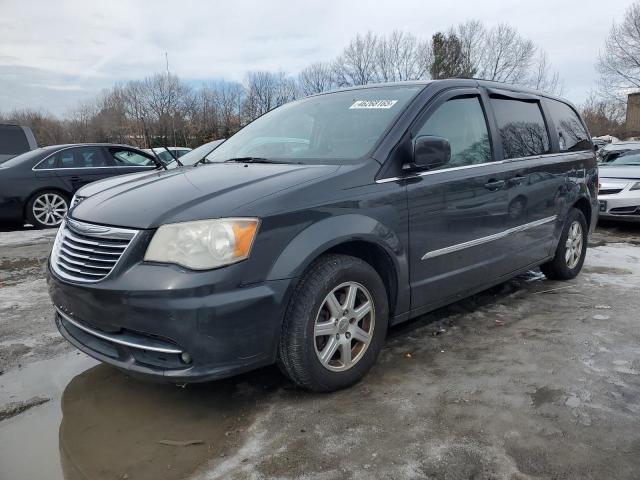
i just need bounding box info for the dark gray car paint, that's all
[48,79,598,382]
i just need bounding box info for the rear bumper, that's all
[48,263,293,383]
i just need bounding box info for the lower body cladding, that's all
[599,192,640,223]
[47,267,292,382]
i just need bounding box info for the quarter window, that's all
[416,96,491,167]
[491,98,550,159]
[546,100,591,152]
[54,147,110,168]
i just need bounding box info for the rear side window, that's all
[546,100,591,152]
[0,125,29,155]
[491,98,550,159]
[416,96,491,167]
[54,147,110,168]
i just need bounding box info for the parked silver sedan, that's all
[598,152,640,222]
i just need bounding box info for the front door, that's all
[106,147,158,174]
[407,90,515,310]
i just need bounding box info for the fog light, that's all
[181,352,192,364]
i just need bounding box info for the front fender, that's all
[266,213,410,318]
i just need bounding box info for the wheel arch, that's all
[267,214,410,319]
[572,196,593,230]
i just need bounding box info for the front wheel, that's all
[278,254,388,392]
[540,208,588,280]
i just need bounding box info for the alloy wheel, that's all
[32,193,68,226]
[565,220,583,269]
[313,281,375,372]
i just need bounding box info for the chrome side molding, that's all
[56,307,182,354]
[421,215,557,260]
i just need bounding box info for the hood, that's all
[77,169,159,196]
[599,165,640,180]
[71,163,339,229]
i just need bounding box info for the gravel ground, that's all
[0,222,639,480]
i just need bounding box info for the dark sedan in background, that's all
[0,143,158,228]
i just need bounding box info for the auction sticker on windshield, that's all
[349,100,398,109]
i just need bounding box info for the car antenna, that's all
[141,117,168,170]
[161,146,184,167]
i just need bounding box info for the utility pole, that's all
[166,51,177,147]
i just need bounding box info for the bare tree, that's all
[454,20,486,75]
[333,32,379,86]
[243,71,297,120]
[476,24,535,84]
[597,2,640,102]
[376,31,431,82]
[580,92,626,137]
[527,51,564,95]
[298,62,335,95]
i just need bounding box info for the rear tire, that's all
[278,254,388,392]
[26,190,68,229]
[540,208,587,280]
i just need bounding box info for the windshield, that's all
[180,140,224,166]
[607,152,640,166]
[206,86,422,164]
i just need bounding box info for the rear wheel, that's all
[26,191,68,229]
[278,254,388,392]
[540,208,587,280]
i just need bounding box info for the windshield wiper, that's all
[162,146,184,167]
[224,157,294,164]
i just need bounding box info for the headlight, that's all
[144,218,259,270]
[631,182,640,191]
[71,195,86,208]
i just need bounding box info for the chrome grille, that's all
[50,218,138,283]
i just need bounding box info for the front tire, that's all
[278,254,389,392]
[26,191,68,229]
[540,208,587,280]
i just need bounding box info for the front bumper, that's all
[48,263,293,383]
[598,190,640,222]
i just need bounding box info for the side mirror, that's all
[407,135,451,171]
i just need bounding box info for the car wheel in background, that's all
[26,191,69,229]
[540,208,588,280]
[278,254,389,392]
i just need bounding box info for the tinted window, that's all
[110,149,153,166]
[0,125,29,155]
[546,100,590,152]
[207,86,421,163]
[416,96,491,167]
[491,98,550,159]
[55,147,109,168]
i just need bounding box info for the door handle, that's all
[484,179,506,190]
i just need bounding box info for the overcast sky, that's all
[0,0,632,116]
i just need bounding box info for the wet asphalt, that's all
[0,221,639,479]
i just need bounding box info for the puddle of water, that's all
[0,352,97,480]
[0,351,283,480]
